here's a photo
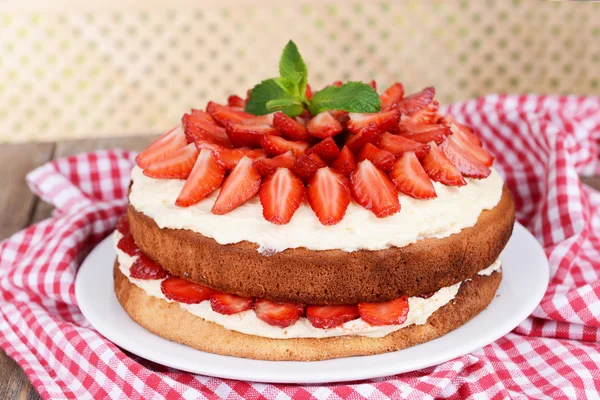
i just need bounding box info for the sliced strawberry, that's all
[130,254,168,280]
[380,83,404,111]
[406,100,439,125]
[211,156,262,215]
[378,132,430,158]
[346,122,383,152]
[273,111,311,141]
[389,152,437,199]
[143,143,199,179]
[194,139,226,153]
[213,148,265,170]
[261,135,309,157]
[442,115,482,146]
[160,277,212,304]
[328,110,349,124]
[115,215,129,235]
[117,235,138,256]
[440,136,491,179]
[443,116,494,167]
[306,305,360,329]
[421,142,466,186]
[226,121,279,148]
[136,125,187,169]
[259,168,305,225]
[253,151,296,177]
[210,292,254,315]
[399,124,451,145]
[368,80,377,91]
[293,153,327,181]
[358,296,409,326]
[306,137,340,161]
[175,149,225,207]
[243,113,276,126]
[395,87,435,115]
[207,101,252,126]
[346,110,400,135]
[307,111,343,139]
[307,167,351,225]
[254,299,305,328]
[349,160,400,218]
[331,145,357,177]
[227,94,246,108]
[182,110,232,148]
[357,143,395,172]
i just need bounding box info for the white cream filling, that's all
[128,165,504,253]
[114,231,501,339]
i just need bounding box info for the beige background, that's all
[0,0,598,143]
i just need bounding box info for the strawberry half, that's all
[440,136,491,179]
[160,277,212,304]
[259,168,305,225]
[253,151,296,177]
[213,148,265,170]
[261,135,309,157]
[307,111,343,139]
[182,110,232,148]
[210,292,254,315]
[346,110,400,135]
[117,235,138,256]
[380,83,404,111]
[421,142,466,186]
[115,215,129,235]
[378,132,430,158]
[330,145,357,177]
[389,152,437,199]
[307,167,351,225]
[273,111,311,141]
[211,156,262,215]
[226,121,279,148]
[254,299,305,328]
[227,95,246,108]
[357,143,395,172]
[306,137,340,162]
[358,296,409,326]
[306,305,360,329]
[346,122,383,153]
[130,254,168,280]
[207,101,252,126]
[143,143,199,179]
[442,115,482,146]
[395,87,435,116]
[136,125,187,169]
[399,124,451,145]
[444,116,494,167]
[350,160,400,218]
[175,149,225,207]
[293,153,327,181]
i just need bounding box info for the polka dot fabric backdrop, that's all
[0,0,598,142]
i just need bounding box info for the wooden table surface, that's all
[0,137,599,399]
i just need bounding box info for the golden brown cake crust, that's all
[127,186,514,305]
[114,262,501,361]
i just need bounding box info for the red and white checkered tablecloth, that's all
[1,94,600,399]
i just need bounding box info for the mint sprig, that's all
[245,40,380,117]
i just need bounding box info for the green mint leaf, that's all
[245,78,304,117]
[266,98,302,111]
[274,75,303,97]
[279,40,308,97]
[308,82,381,115]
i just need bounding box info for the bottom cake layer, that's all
[114,262,501,361]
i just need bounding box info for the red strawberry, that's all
[243,113,276,126]
[211,156,262,214]
[259,168,305,225]
[358,296,409,326]
[117,235,138,256]
[389,152,437,199]
[395,87,435,116]
[261,135,309,157]
[226,121,279,148]
[346,110,400,135]
[136,125,187,169]
[194,139,226,153]
[253,151,296,177]
[349,160,400,217]
[328,110,349,124]
[440,136,491,179]
[307,111,343,139]
[305,83,313,100]
[306,137,340,161]
[227,94,246,108]
[213,148,265,170]
[306,305,360,329]
[330,80,343,87]
[357,143,395,172]
[404,101,439,125]
[331,145,357,177]
[293,153,327,181]
[143,143,199,179]
[115,215,129,235]
[182,110,232,148]
[442,115,482,146]
[254,299,305,328]
[207,101,252,126]
[307,167,351,225]
[130,254,168,280]
[421,142,466,186]
[160,277,212,304]
[346,122,383,152]
[399,124,451,145]
[444,116,494,167]
[175,149,225,207]
[273,111,311,141]
[380,83,404,111]
[368,80,377,91]
[210,292,254,315]
[378,132,430,158]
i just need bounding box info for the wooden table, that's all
[0,137,598,399]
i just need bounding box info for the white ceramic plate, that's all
[75,222,548,384]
